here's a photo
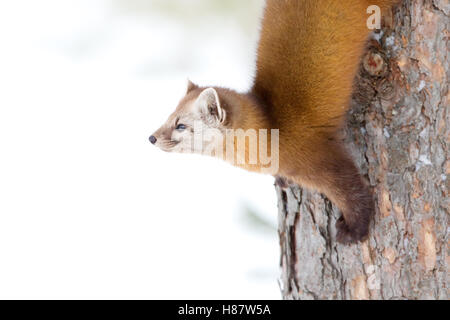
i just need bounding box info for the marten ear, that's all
[186,79,198,93]
[196,88,225,124]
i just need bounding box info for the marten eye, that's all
[176,124,187,131]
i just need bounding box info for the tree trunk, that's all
[277,0,448,300]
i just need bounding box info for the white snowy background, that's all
[0,0,280,299]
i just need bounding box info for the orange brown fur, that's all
[246,0,398,243]
[153,0,399,244]
[234,0,397,243]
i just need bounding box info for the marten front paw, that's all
[336,216,369,245]
[274,176,293,189]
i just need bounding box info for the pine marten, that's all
[150,0,398,244]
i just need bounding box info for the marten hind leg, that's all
[293,142,375,244]
[321,144,374,244]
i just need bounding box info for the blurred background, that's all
[0,0,281,299]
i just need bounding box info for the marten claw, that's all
[274,176,290,189]
[336,216,369,245]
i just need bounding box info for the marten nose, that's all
[149,136,157,144]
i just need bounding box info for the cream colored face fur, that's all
[151,86,227,156]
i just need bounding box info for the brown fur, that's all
[152,0,399,244]
[249,0,398,243]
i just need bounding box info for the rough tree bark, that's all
[278,0,448,300]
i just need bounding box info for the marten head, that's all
[149,80,227,155]
[150,80,279,174]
